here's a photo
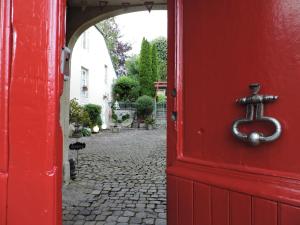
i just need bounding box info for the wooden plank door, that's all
[1,0,66,224]
[167,0,300,224]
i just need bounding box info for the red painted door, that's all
[0,0,66,224]
[167,0,300,224]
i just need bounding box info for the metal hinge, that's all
[61,47,71,81]
[171,111,177,121]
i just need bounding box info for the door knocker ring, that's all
[232,83,282,146]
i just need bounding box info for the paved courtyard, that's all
[63,128,167,225]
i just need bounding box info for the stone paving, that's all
[63,128,166,225]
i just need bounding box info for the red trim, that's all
[154,81,167,89]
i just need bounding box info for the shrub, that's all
[136,95,154,119]
[113,76,140,102]
[122,114,130,121]
[84,104,102,128]
[157,94,167,103]
[69,99,91,127]
[144,116,155,125]
[81,127,92,137]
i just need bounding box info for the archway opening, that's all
[61,6,168,224]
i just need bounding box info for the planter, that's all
[111,126,121,133]
[146,124,154,130]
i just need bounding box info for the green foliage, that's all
[112,112,118,122]
[81,127,92,137]
[151,37,167,81]
[96,18,132,76]
[157,94,167,103]
[84,104,102,128]
[126,55,140,78]
[139,38,155,97]
[69,99,91,127]
[144,116,155,126]
[136,95,154,119]
[158,62,167,81]
[113,76,140,102]
[151,45,158,82]
[151,37,167,62]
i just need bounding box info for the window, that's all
[104,64,108,84]
[82,31,89,50]
[81,67,89,98]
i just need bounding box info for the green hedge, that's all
[113,76,140,102]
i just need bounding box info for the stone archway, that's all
[67,3,167,48]
[61,0,167,183]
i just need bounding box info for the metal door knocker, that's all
[232,83,282,146]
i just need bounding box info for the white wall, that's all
[70,26,116,129]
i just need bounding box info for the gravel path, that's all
[63,128,166,225]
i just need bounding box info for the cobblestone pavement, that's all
[63,128,166,225]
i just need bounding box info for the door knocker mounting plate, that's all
[232,83,282,146]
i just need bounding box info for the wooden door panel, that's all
[211,187,229,225]
[167,178,300,225]
[253,198,278,225]
[230,192,251,225]
[194,183,211,225]
[167,176,178,225]
[181,0,300,177]
[280,204,300,225]
[167,0,300,224]
[0,174,8,225]
[178,179,193,225]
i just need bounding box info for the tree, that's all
[125,55,140,79]
[139,38,155,97]
[96,18,132,76]
[151,37,167,62]
[113,76,140,102]
[151,45,158,82]
[151,37,167,81]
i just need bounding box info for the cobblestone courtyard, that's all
[63,128,166,225]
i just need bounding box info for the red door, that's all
[167,0,300,224]
[0,0,66,224]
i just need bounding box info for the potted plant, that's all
[145,116,155,130]
[136,95,154,128]
[111,105,121,133]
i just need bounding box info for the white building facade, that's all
[70,26,116,129]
